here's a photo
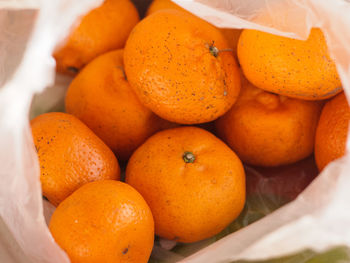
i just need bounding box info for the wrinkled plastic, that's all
[171,1,350,262]
[0,1,103,263]
[0,0,350,263]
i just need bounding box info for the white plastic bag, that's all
[1,0,350,262]
[0,1,103,262]
[171,1,350,262]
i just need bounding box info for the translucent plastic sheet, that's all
[0,1,103,263]
[170,1,350,262]
[1,0,350,263]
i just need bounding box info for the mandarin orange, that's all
[31,112,120,206]
[126,126,245,243]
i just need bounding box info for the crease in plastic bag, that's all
[1,0,350,263]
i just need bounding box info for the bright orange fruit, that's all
[66,49,174,161]
[146,0,185,15]
[124,10,241,124]
[50,180,154,263]
[126,126,245,243]
[238,28,342,100]
[315,92,350,171]
[31,112,120,206]
[216,76,323,167]
[54,0,139,75]
[146,0,242,58]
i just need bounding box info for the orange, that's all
[238,28,342,100]
[125,126,245,243]
[220,28,242,59]
[49,180,154,263]
[54,0,139,75]
[315,92,350,171]
[65,49,174,161]
[146,0,185,15]
[124,10,241,124]
[215,76,323,167]
[31,112,120,206]
[146,0,242,58]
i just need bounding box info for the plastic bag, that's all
[171,1,350,262]
[1,0,350,262]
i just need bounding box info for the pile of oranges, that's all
[30,0,349,262]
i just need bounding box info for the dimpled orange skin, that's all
[54,0,139,75]
[315,92,350,171]
[124,10,241,124]
[31,112,120,206]
[238,28,342,100]
[65,50,174,162]
[215,76,323,167]
[126,127,246,243]
[146,0,242,59]
[49,180,154,263]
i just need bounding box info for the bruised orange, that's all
[126,126,245,243]
[238,28,342,100]
[54,0,139,75]
[31,112,120,206]
[315,92,350,171]
[124,10,241,124]
[216,76,323,167]
[66,49,174,161]
[49,180,154,263]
